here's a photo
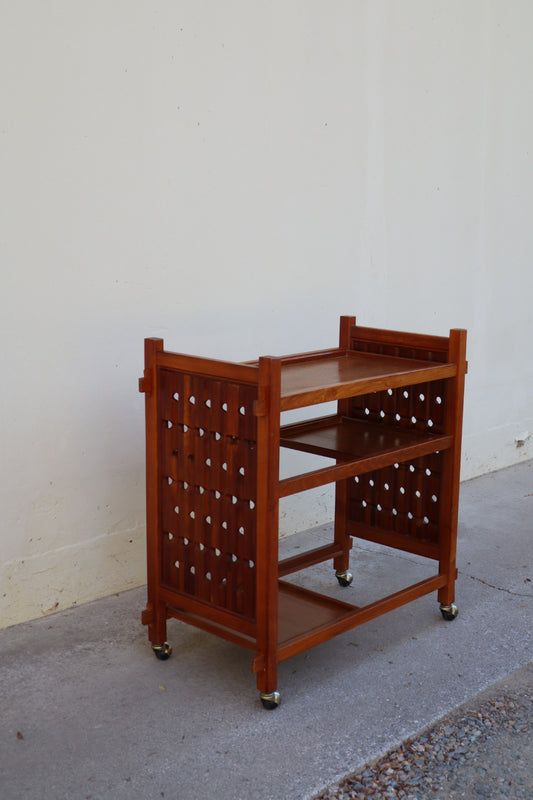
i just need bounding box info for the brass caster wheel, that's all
[259,691,281,710]
[152,642,173,660]
[440,603,459,621]
[335,570,353,588]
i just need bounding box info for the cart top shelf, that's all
[279,350,456,410]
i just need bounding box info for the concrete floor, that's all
[1,460,532,800]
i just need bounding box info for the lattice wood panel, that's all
[346,377,447,546]
[348,381,447,435]
[157,369,258,621]
[348,452,443,544]
[350,336,449,363]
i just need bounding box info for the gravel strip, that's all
[312,663,532,800]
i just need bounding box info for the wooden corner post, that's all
[139,337,167,646]
[254,356,281,699]
[334,316,356,575]
[438,328,467,606]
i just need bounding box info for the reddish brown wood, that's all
[141,337,166,647]
[158,586,257,638]
[280,415,451,460]
[278,434,453,498]
[351,325,451,359]
[280,352,456,410]
[276,581,357,647]
[345,520,440,559]
[165,605,258,651]
[253,357,281,695]
[140,317,467,704]
[333,316,356,575]
[276,573,447,661]
[158,349,259,384]
[437,329,467,606]
[278,542,343,576]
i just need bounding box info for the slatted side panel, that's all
[158,369,258,622]
[350,330,449,363]
[349,381,447,435]
[346,331,450,549]
[348,452,443,545]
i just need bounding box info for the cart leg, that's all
[142,602,172,658]
[333,317,356,587]
[255,655,281,710]
[438,580,458,620]
[437,565,458,621]
[256,671,281,710]
[437,555,458,619]
[333,479,353,587]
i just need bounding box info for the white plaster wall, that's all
[1,1,532,627]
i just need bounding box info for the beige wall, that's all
[2,1,532,627]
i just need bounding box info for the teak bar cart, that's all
[140,316,467,708]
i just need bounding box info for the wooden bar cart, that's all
[140,317,467,708]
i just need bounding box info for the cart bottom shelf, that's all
[276,573,446,662]
[164,572,447,670]
[277,581,356,650]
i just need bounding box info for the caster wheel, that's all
[259,691,281,710]
[440,603,458,621]
[335,570,353,588]
[152,642,173,660]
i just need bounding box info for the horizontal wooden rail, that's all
[159,587,257,638]
[157,350,260,385]
[346,521,441,560]
[278,543,344,577]
[352,325,454,353]
[166,606,258,652]
[279,435,453,497]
